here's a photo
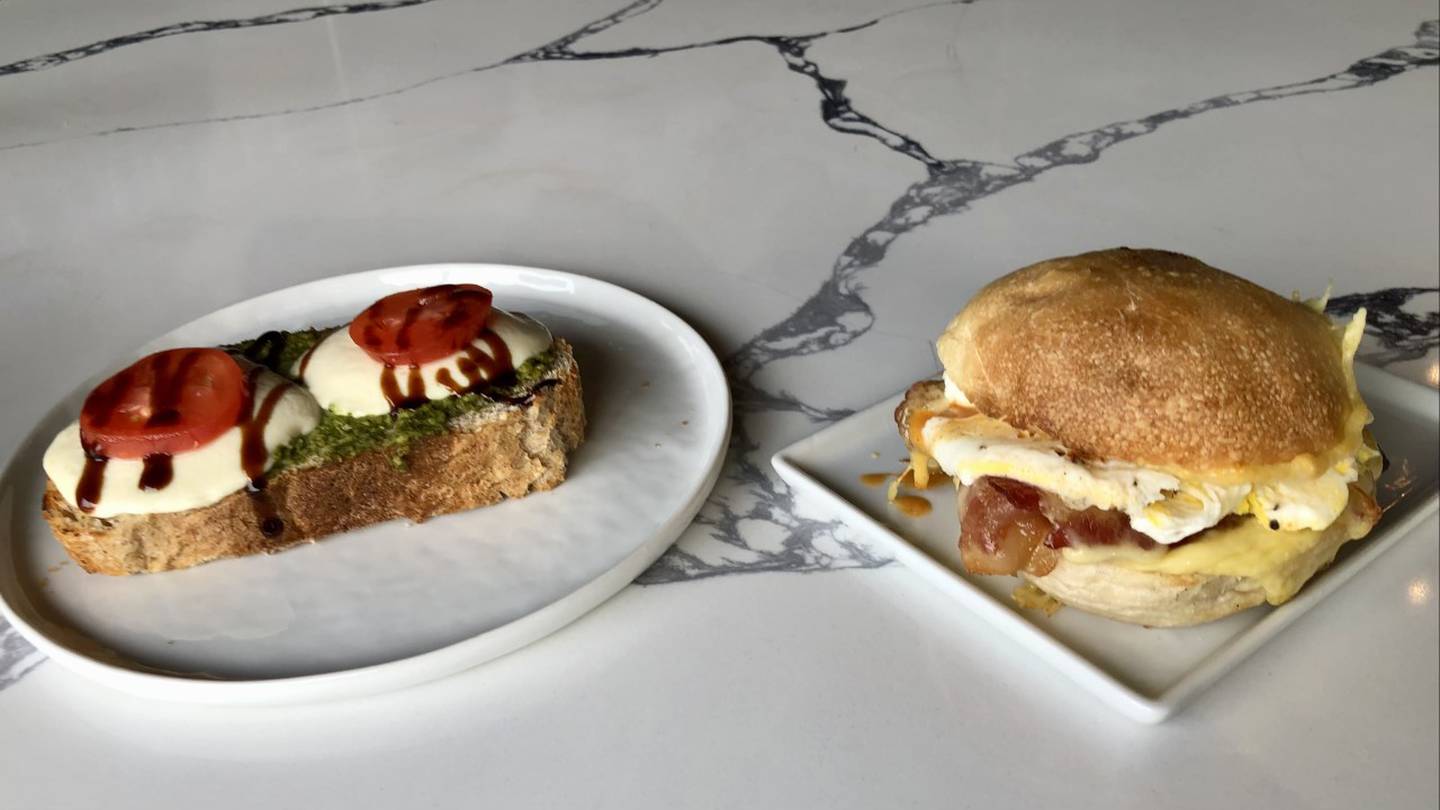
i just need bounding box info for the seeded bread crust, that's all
[42,341,584,576]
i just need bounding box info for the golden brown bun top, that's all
[936,248,1353,471]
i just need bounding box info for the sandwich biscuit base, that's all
[894,377,1381,626]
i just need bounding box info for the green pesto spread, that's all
[226,328,560,472]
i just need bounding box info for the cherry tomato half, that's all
[79,348,247,459]
[349,284,494,366]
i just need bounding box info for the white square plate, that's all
[772,364,1438,722]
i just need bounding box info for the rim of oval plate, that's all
[0,263,731,705]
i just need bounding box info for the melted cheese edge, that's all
[1062,487,1376,604]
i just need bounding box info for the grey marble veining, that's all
[639,15,1440,583]
[0,2,1435,689]
[0,0,969,152]
[1329,288,1440,365]
[0,1,442,78]
[0,623,43,690]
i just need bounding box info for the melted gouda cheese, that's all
[1081,497,1373,604]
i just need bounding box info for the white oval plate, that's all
[0,264,730,705]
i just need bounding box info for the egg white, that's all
[925,373,1359,544]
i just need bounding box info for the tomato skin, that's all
[79,348,247,459]
[349,284,493,366]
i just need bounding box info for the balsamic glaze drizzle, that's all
[76,357,294,543]
[75,452,107,513]
[377,329,518,413]
[240,370,290,481]
[379,364,430,411]
[296,341,319,380]
[77,348,210,512]
[433,368,464,395]
[239,367,293,539]
[138,454,174,491]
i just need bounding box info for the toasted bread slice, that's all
[42,340,584,575]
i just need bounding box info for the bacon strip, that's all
[958,477,1162,577]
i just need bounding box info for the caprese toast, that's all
[41,284,585,575]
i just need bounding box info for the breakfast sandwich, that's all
[896,248,1382,626]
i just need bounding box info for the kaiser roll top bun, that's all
[935,248,1353,471]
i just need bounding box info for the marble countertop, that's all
[1,1,1436,807]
